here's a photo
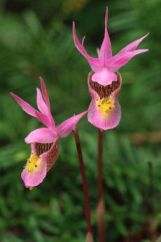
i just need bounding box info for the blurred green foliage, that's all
[0,0,161,241]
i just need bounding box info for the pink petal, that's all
[91,68,117,86]
[36,88,55,127]
[88,99,121,131]
[107,49,148,70]
[99,7,112,64]
[57,111,87,137]
[25,128,57,144]
[21,158,47,187]
[10,92,50,127]
[118,33,149,54]
[72,22,101,71]
[35,112,52,127]
[39,77,51,109]
[36,88,49,115]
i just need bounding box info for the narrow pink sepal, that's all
[99,7,112,63]
[108,49,148,70]
[118,33,149,54]
[21,159,47,187]
[39,77,51,109]
[72,22,101,71]
[25,128,57,144]
[10,92,39,117]
[57,111,87,137]
[88,99,121,131]
[10,92,50,127]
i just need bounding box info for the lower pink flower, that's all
[10,78,87,188]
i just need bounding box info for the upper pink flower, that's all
[72,7,148,130]
[10,78,86,188]
[73,7,148,85]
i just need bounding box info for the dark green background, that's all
[0,0,161,241]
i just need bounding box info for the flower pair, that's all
[11,78,86,188]
[11,7,148,188]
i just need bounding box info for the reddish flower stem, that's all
[73,129,93,242]
[97,129,106,242]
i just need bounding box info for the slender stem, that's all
[73,129,93,242]
[97,129,106,242]
[148,161,154,214]
[98,130,103,201]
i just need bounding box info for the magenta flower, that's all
[73,7,148,130]
[10,78,86,188]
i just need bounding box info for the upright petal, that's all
[36,88,50,115]
[25,128,57,144]
[99,7,112,64]
[72,22,101,71]
[39,77,51,109]
[35,111,52,127]
[107,49,148,70]
[36,88,55,127]
[57,111,87,137]
[118,33,149,54]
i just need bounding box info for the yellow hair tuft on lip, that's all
[96,98,115,117]
[25,154,41,173]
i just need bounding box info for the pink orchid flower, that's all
[10,78,86,188]
[72,7,148,130]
